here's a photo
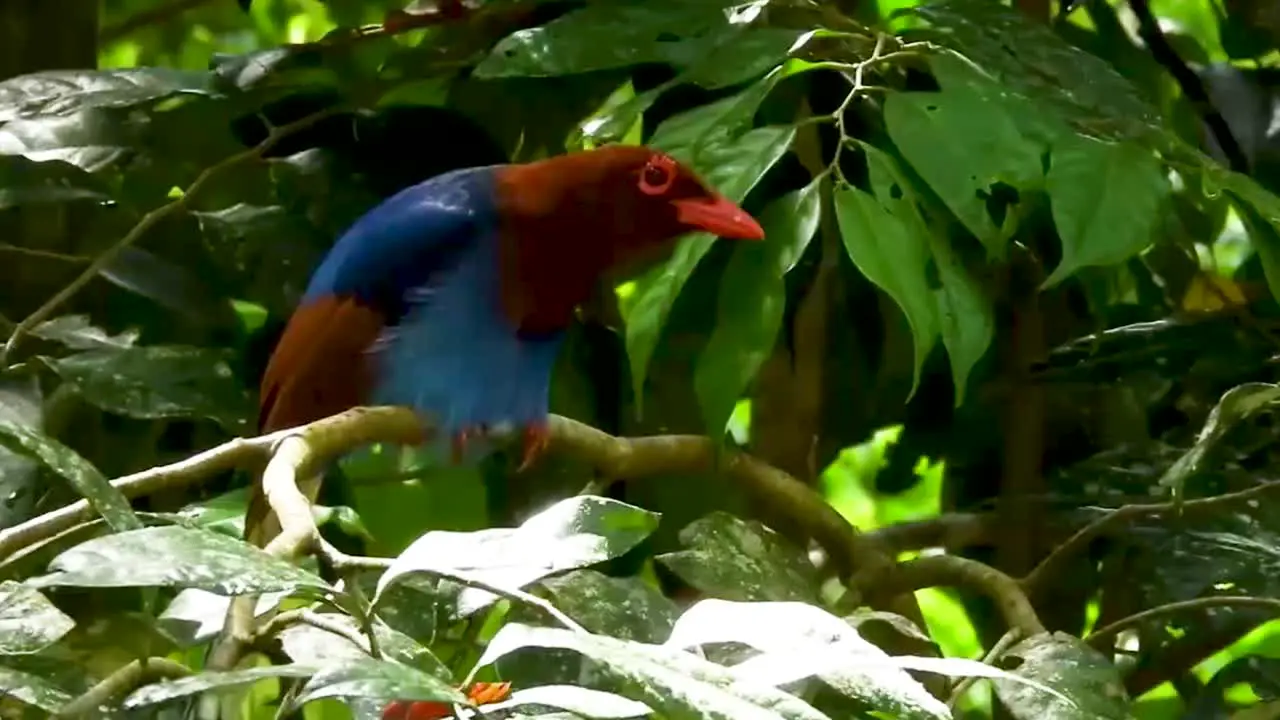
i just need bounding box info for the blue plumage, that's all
[298,163,560,440]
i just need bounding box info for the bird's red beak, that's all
[672,194,765,240]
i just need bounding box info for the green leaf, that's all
[0,581,74,654]
[477,622,832,720]
[656,512,821,604]
[121,664,319,708]
[42,345,255,432]
[287,657,466,710]
[278,614,452,681]
[539,570,680,643]
[0,375,44,530]
[0,68,216,122]
[883,85,1043,257]
[374,496,660,616]
[0,663,76,711]
[158,587,289,646]
[476,0,798,89]
[625,81,796,410]
[696,177,821,436]
[29,315,138,350]
[0,154,112,210]
[0,418,141,533]
[29,525,330,595]
[833,183,936,398]
[666,599,949,719]
[1042,134,1168,287]
[929,231,994,406]
[991,633,1130,719]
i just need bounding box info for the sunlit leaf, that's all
[0,68,216,122]
[29,525,330,595]
[121,664,319,708]
[287,657,466,710]
[0,581,73,654]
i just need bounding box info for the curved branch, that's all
[55,657,192,718]
[1087,595,1280,649]
[880,554,1047,639]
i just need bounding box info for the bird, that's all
[243,144,765,547]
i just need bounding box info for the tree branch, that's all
[0,105,347,365]
[55,657,192,718]
[1087,595,1280,650]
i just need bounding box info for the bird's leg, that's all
[450,425,488,464]
[517,422,551,472]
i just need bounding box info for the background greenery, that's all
[3,0,1280,717]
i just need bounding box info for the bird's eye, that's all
[638,155,677,195]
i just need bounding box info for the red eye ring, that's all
[638,154,677,195]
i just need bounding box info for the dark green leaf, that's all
[43,345,255,432]
[667,599,948,719]
[883,84,1042,257]
[476,0,796,89]
[696,177,821,436]
[375,496,659,616]
[0,154,112,210]
[0,68,216,122]
[0,418,140,533]
[121,664,319,708]
[909,0,1167,146]
[991,633,1130,719]
[539,570,680,643]
[0,581,73,654]
[29,525,330,595]
[1043,134,1168,287]
[656,512,821,604]
[477,622,831,720]
[624,80,796,408]
[0,374,43,529]
[99,246,241,331]
[287,657,466,710]
[29,315,138,350]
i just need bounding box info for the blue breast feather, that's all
[302,165,564,439]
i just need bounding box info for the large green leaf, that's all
[476,622,832,720]
[0,154,112,210]
[374,496,660,616]
[538,570,680,643]
[287,657,466,710]
[0,68,216,122]
[0,663,76,712]
[695,177,821,437]
[883,83,1043,257]
[0,581,74,654]
[121,664,319,708]
[833,183,936,398]
[666,599,949,720]
[476,0,800,90]
[0,418,140,534]
[656,513,821,604]
[990,633,1130,719]
[42,345,255,432]
[29,525,330,595]
[1043,134,1168,287]
[624,79,797,410]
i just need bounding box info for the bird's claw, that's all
[518,423,551,472]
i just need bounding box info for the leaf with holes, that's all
[696,177,821,437]
[0,418,140,533]
[1043,134,1167,287]
[883,84,1043,258]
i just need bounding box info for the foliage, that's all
[1,0,1280,717]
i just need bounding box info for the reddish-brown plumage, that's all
[493,145,761,336]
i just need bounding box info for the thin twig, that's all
[1087,595,1280,649]
[0,106,346,365]
[948,628,1023,709]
